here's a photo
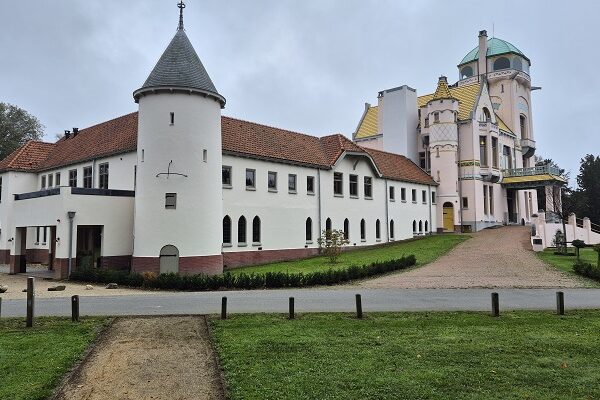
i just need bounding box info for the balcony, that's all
[520,138,536,158]
[501,165,566,189]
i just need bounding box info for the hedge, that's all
[69,255,416,291]
[573,261,600,282]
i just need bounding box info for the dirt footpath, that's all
[360,226,585,289]
[54,316,226,400]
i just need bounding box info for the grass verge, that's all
[211,311,600,400]
[0,317,109,400]
[229,234,470,275]
[537,248,600,286]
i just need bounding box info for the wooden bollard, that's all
[491,292,499,317]
[289,297,295,320]
[26,277,34,327]
[355,294,363,319]
[0,297,2,318]
[71,295,80,322]
[221,296,227,320]
[556,291,565,315]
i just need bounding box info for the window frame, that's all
[83,166,93,189]
[99,162,109,190]
[268,171,278,192]
[305,217,312,242]
[222,216,232,245]
[245,168,256,190]
[363,176,372,199]
[165,193,177,209]
[237,216,247,244]
[288,174,297,193]
[479,136,488,167]
[48,174,53,188]
[69,169,77,188]
[333,172,343,196]
[349,174,358,197]
[306,176,315,194]
[400,187,406,202]
[252,216,261,244]
[41,175,46,189]
[222,166,232,187]
[389,186,395,201]
[411,189,417,203]
[55,172,61,186]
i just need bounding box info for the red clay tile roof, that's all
[0,112,436,186]
[0,141,55,172]
[362,147,437,186]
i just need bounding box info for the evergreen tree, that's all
[0,102,45,160]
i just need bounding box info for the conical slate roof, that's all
[133,28,225,107]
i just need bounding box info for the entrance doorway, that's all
[76,226,103,269]
[159,245,179,274]
[443,202,454,232]
[507,189,517,223]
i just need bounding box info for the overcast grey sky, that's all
[1,1,597,184]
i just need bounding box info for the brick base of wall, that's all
[132,254,223,275]
[9,255,26,274]
[223,247,319,270]
[54,258,69,280]
[100,256,132,271]
[0,249,10,265]
[26,249,50,265]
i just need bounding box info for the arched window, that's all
[482,107,491,122]
[513,57,523,71]
[375,219,381,240]
[425,220,429,232]
[223,216,231,244]
[360,219,366,240]
[412,220,417,233]
[460,66,473,79]
[159,245,179,274]
[325,218,332,232]
[343,218,349,240]
[238,216,246,244]
[306,217,312,241]
[520,115,527,139]
[419,220,423,233]
[493,57,510,71]
[390,220,395,239]
[252,216,261,243]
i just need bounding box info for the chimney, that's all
[478,30,488,76]
[64,130,71,139]
[72,127,79,136]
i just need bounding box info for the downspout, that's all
[67,211,76,277]
[317,169,322,234]
[385,179,390,242]
[428,184,433,235]
[457,124,464,233]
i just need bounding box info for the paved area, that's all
[53,316,225,400]
[3,288,600,317]
[361,226,585,289]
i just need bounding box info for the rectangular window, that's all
[99,163,109,189]
[245,169,255,189]
[401,187,406,201]
[333,172,343,195]
[41,175,46,189]
[83,166,92,188]
[489,186,494,215]
[36,227,40,243]
[432,191,436,204]
[462,197,469,208]
[491,137,498,168]
[222,166,232,186]
[165,193,177,209]
[422,190,427,204]
[55,172,61,186]
[503,145,512,170]
[479,136,488,167]
[203,149,207,163]
[483,185,489,215]
[43,227,47,243]
[389,186,395,201]
[0,176,2,202]
[170,112,174,124]
[349,174,358,197]
[48,174,53,188]
[268,171,277,191]
[419,152,426,169]
[364,177,372,198]
[412,189,417,203]
[288,174,297,192]
[307,176,315,194]
[69,169,77,187]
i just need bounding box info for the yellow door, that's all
[443,204,454,232]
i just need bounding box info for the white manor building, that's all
[0,7,437,278]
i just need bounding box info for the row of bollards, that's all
[219,292,568,320]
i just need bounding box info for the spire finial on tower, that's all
[177,1,186,30]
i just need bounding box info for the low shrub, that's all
[69,254,417,291]
[573,261,600,281]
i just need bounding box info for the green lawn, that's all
[0,317,109,400]
[229,234,470,275]
[537,248,600,284]
[211,311,600,400]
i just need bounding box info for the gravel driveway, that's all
[360,226,584,289]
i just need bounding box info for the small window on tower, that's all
[170,112,175,125]
[165,193,177,209]
[203,149,207,163]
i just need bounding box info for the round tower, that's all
[132,2,226,275]
[426,76,460,232]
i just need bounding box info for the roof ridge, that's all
[359,145,409,160]
[76,111,138,134]
[223,115,323,141]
